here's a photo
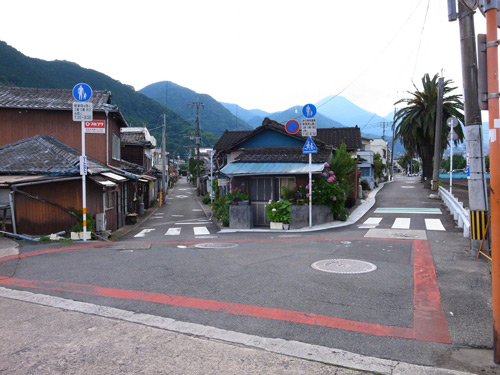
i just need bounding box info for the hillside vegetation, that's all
[0,41,217,158]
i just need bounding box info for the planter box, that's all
[290,205,333,229]
[229,205,253,229]
[70,231,91,240]
[270,221,283,230]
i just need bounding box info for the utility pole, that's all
[161,114,167,205]
[456,1,489,252]
[484,0,500,364]
[431,77,444,191]
[189,101,204,195]
[391,114,397,181]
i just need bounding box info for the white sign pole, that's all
[81,121,87,241]
[309,153,312,228]
[449,133,454,195]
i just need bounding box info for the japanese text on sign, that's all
[72,102,93,122]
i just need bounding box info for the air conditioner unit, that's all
[95,213,106,232]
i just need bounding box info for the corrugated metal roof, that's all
[220,162,325,176]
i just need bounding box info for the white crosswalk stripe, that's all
[392,218,411,229]
[359,217,446,231]
[425,218,446,231]
[134,229,155,237]
[193,226,210,236]
[165,228,181,235]
[358,217,382,229]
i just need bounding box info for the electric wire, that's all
[314,0,426,114]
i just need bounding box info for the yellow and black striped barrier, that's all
[470,210,488,241]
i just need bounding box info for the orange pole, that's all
[486,5,500,364]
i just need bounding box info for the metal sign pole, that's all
[309,153,312,228]
[81,120,87,241]
[72,83,92,242]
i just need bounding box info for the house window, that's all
[104,191,115,210]
[112,134,121,161]
[276,177,295,200]
[360,168,371,177]
[250,177,273,201]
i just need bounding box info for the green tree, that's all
[398,152,420,174]
[394,73,464,181]
[441,154,466,172]
[373,153,385,179]
[330,142,357,181]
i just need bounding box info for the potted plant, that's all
[265,200,292,229]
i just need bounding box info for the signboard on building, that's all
[84,120,105,133]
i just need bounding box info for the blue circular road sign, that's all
[302,104,317,118]
[72,83,92,102]
[285,119,300,134]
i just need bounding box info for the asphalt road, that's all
[0,176,495,374]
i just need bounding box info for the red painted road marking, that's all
[0,239,450,343]
[413,239,451,343]
[0,276,415,340]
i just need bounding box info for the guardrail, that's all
[438,186,470,238]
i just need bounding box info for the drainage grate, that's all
[311,259,377,274]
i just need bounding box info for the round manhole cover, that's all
[195,242,238,249]
[311,259,377,274]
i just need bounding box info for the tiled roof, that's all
[121,132,151,146]
[316,127,362,150]
[213,130,252,151]
[0,135,109,175]
[234,146,332,164]
[214,117,361,152]
[0,86,112,111]
[121,159,146,174]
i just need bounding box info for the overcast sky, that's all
[0,0,490,117]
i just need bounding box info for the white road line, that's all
[425,219,446,231]
[192,209,202,212]
[193,227,210,235]
[165,228,181,236]
[171,214,184,217]
[392,218,411,229]
[134,229,155,237]
[364,217,383,225]
[175,222,211,225]
[358,217,382,229]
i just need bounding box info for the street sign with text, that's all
[301,118,317,136]
[73,102,93,122]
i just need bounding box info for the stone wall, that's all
[229,205,253,229]
[290,205,333,229]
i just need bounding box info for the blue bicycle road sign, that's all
[72,83,92,102]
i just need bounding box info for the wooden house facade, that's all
[0,87,151,235]
[213,118,362,226]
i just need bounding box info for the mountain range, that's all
[1,40,401,158]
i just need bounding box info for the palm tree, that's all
[394,73,464,181]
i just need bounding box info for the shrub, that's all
[360,179,370,191]
[68,207,95,233]
[265,200,292,224]
[214,196,230,227]
[202,194,211,204]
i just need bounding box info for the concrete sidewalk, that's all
[0,287,477,375]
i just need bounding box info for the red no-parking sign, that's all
[285,119,300,134]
